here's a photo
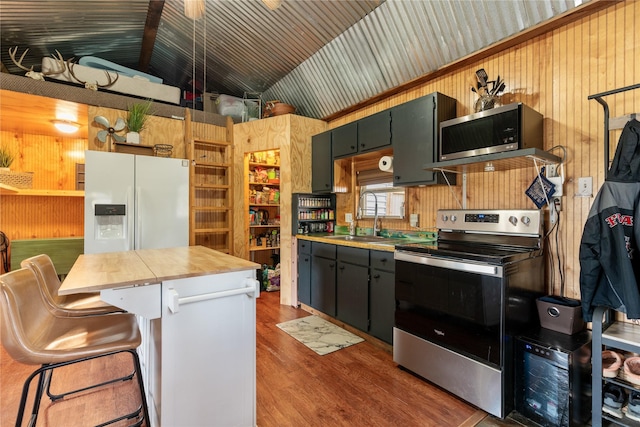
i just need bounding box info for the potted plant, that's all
[0,146,14,171]
[126,99,153,144]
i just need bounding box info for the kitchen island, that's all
[60,246,261,427]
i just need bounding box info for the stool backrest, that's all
[20,254,63,310]
[0,268,52,363]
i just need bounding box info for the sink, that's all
[324,235,394,243]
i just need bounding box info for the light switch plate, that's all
[577,177,593,197]
[410,213,419,227]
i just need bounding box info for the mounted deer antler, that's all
[67,60,119,91]
[8,47,66,81]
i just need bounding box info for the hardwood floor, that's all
[1,290,523,426]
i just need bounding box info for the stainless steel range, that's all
[393,209,545,418]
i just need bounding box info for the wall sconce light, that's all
[262,0,282,10]
[484,162,495,172]
[51,119,81,134]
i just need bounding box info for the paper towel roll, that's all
[379,156,393,172]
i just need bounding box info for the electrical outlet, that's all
[410,213,419,227]
[547,164,560,178]
[549,197,561,224]
[548,176,563,197]
[554,197,562,211]
[345,213,353,223]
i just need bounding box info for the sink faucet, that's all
[358,190,380,236]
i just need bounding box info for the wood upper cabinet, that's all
[391,92,457,186]
[311,130,333,193]
[357,110,391,153]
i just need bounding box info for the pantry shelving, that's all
[246,150,281,264]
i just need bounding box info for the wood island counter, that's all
[61,246,260,427]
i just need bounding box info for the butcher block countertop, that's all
[59,246,260,295]
[297,234,398,252]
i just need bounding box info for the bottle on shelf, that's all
[292,193,337,236]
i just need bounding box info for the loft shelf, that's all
[423,148,562,174]
[113,142,155,156]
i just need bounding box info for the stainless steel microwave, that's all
[439,103,543,161]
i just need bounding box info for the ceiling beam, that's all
[138,0,166,73]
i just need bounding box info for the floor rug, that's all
[276,315,364,355]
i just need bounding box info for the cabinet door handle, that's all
[395,175,400,180]
[329,263,335,268]
[360,143,366,148]
[304,257,309,261]
[350,145,356,150]
[381,258,387,263]
[339,265,345,270]
[373,274,381,279]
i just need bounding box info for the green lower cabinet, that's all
[337,259,369,332]
[369,268,395,344]
[311,255,337,316]
[297,249,312,306]
[369,250,395,344]
[298,243,396,343]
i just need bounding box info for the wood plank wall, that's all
[0,101,195,241]
[87,106,186,156]
[0,131,86,239]
[328,1,640,302]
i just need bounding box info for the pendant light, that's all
[262,0,282,10]
[184,0,205,20]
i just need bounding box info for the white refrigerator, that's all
[84,151,189,254]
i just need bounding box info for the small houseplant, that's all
[0,146,15,171]
[126,99,153,144]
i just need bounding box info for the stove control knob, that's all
[509,215,518,226]
[450,215,457,222]
[521,216,531,225]
[441,215,449,222]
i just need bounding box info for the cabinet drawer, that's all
[312,242,336,259]
[298,239,311,255]
[370,250,395,272]
[337,246,369,266]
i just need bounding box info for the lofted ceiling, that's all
[0,0,603,121]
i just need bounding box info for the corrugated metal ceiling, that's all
[0,0,588,120]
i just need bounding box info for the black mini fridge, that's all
[515,328,592,427]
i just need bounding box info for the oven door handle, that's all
[394,250,501,276]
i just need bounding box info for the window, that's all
[357,180,405,219]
